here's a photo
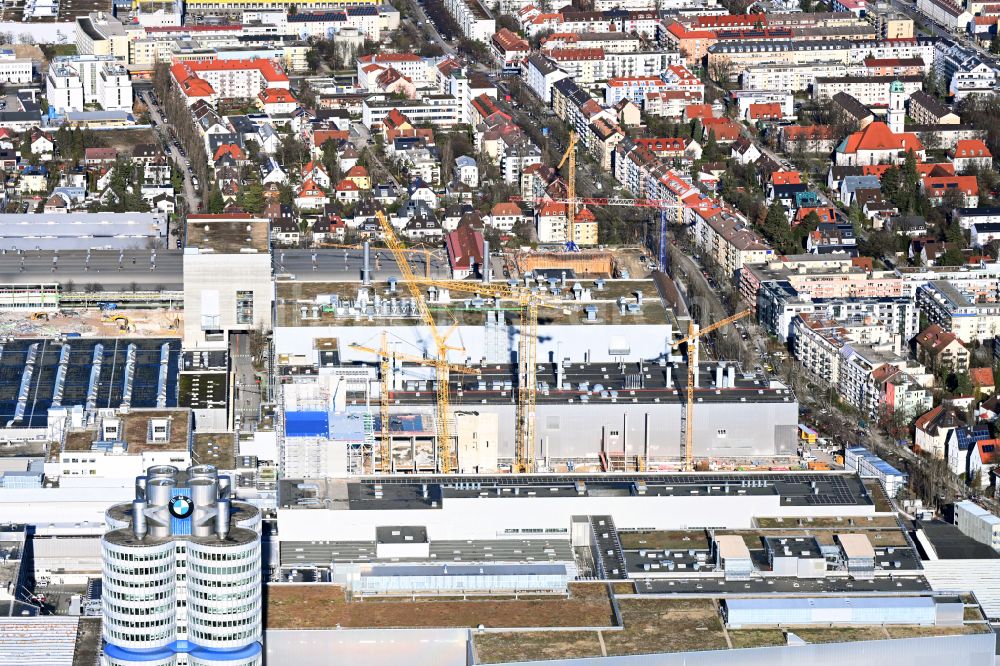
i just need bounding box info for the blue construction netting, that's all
[285,411,330,438]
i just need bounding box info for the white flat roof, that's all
[716,534,752,560]
[838,533,876,559]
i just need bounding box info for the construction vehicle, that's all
[350,337,477,474]
[31,312,49,321]
[374,211,463,473]
[102,314,130,331]
[670,310,751,471]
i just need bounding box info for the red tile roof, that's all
[213,144,245,161]
[748,102,783,119]
[915,323,965,353]
[971,367,995,388]
[922,175,978,197]
[842,121,923,154]
[445,225,485,271]
[953,139,992,159]
[492,202,521,216]
[259,88,297,105]
[539,201,567,216]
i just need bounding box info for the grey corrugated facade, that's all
[267,629,996,666]
[425,399,799,460]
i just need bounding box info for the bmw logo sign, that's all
[169,495,193,519]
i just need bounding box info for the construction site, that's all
[268,208,781,479]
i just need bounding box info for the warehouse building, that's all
[276,473,878,544]
[273,274,798,467]
[954,500,1000,551]
[275,359,798,471]
[0,213,166,251]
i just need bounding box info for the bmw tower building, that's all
[101,465,262,666]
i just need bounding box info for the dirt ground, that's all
[613,247,656,278]
[266,584,615,630]
[0,308,182,337]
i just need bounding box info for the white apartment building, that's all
[46,55,133,113]
[604,51,681,79]
[75,12,131,60]
[356,54,433,88]
[917,280,1000,343]
[732,90,796,120]
[813,75,922,105]
[362,96,462,128]
[526,54,568,104]
[101,465,262,666]
[443,0,495,42]
[689,205,774,278]
[955,501,1000,552]
[742,62,848,92]
[172,58,289,104]
[0,50,33,84]
[916,0,971,33]
[791,316,848,387]
[838,345,900,417]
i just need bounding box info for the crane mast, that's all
[557,132,578,245]
[672,310,751,471]
[374,211,458,473]
[411,278,561,473]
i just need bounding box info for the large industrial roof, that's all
[279,472,873,511]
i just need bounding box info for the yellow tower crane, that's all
[670,309,751,471]
[374,210,463,473]
[411,278,564,473]
[557,131,578,244]
[350,339,478,474]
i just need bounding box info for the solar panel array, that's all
[0,338,181,428]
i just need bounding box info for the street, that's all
[349,121,401,190]
[403,0,457,57]
[231,333,261,433]
[139,89,200,214]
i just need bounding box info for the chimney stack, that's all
[482,239,490,283]
[363,241,371,285]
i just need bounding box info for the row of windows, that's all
[188,627,258,643]
[107,617,173,630]
[106,549,172,563]
[110,590,172,603]
[189,575,258,589]
[105,577,173,590]
[191,614,258,629]
[106,563,172,577]
[189,548,257,562]
[189,587,257,602]
[105,601,174,617]
[189,600,257,616]
[105,628,173,643]
[187,562,256,576]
